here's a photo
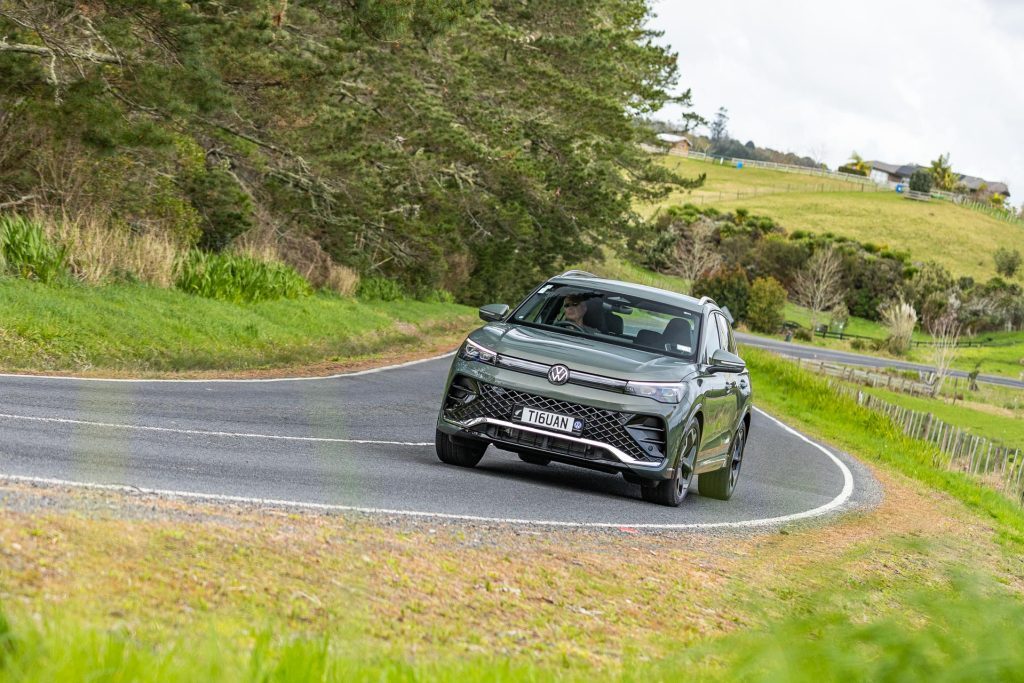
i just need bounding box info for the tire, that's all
[435,429,487,468]
[518,454,551,466]
[699,422,746,501]
[640,421,700,507]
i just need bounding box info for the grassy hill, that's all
[0,279,475,376]
[653,156,1022,282]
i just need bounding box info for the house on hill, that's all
[656,133,691,156]
[956,175,1011,200]
[866,160,923,186]
[867,159,1011,199]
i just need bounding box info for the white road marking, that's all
[0,413,432,446]
[0,406,856,530]
[0,352,455,383]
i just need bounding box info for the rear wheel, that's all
[641,422,699,507]
[435,429,487,468]
[699,422,746,501]
[518,454,551,466]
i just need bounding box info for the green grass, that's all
[0,278,476,374]
[908,339,1024,382]
[859,385,1024,447]
[713,191,1019,282]
[743,346,1024,547]
[656,155,876,206]
[764,302,1024,380]
[4,578,1024,682]
[651,156,1023,283]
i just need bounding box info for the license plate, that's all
[513,406,584,435]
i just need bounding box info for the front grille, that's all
[444,377,666,462]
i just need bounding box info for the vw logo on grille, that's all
[547,364,570,385]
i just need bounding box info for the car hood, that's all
[470,323,697,382]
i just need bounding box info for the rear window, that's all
[510,284,701,360]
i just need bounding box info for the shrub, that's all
[357,277,405,302]
[0,214,68,283]
[693,265,750,322]
[746,276,787,333]
[879,298,917,355]
[175,250,311,303]
[909,169,933,193]
[850,338,866,351]
[793,328,812,342]
[994,247,1021,278]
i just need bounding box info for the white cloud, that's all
[650,0,1023,202]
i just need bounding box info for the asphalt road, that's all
[737,333,1024,390]
[0,356,877,529]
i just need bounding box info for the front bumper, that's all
[437,358,682,480]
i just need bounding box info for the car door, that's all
[714,313,743,438]
[696,313,731,468]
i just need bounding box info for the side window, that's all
[703,314,723,363]
[716,314,736,354]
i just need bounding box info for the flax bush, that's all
[0,215,68,283]
[175,250,312,304]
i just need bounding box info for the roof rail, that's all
[698,296,717,307]
[557,270,596,278]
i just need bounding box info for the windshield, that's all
[510,284,701,361]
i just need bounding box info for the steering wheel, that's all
[554,320,585,331]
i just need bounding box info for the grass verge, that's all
[0,278,477,376]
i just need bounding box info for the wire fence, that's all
[682,181,885,204]
[812,328,1014,348]
[828,379,1024,506]
[683,150,878,185]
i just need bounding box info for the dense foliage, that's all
[746,276,787,333]
[175,250,311,303]
[636,204,1024,332]
[0,214,68,283]
[0,0,702,303]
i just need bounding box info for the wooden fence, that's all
[682,150,880,186]
[797,358,935,396]
[829,381,1023,505]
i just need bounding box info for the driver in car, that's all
[561,294,599,333]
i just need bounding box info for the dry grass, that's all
[33,209,182,287]
[232,224,359,296]
[0,462,1019,669]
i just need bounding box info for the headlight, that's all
[624,381,686,404]
[458,338,498,365]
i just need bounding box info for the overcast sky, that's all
[648,0,1023,204]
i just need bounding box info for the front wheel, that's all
[641,421,699,507]
[435,429,487,468]
[699,422,746,501]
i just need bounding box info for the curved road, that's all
[737,333,1024,390]
[0,356,876,529]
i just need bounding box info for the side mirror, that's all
[478,303,510,322]
[710,348,745,373]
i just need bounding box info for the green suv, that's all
[435,271,753,506]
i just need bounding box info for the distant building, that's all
[866,161,924,186]
[656,133,691,156]
[956,175,1011,200]
[867,160,1011,199]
